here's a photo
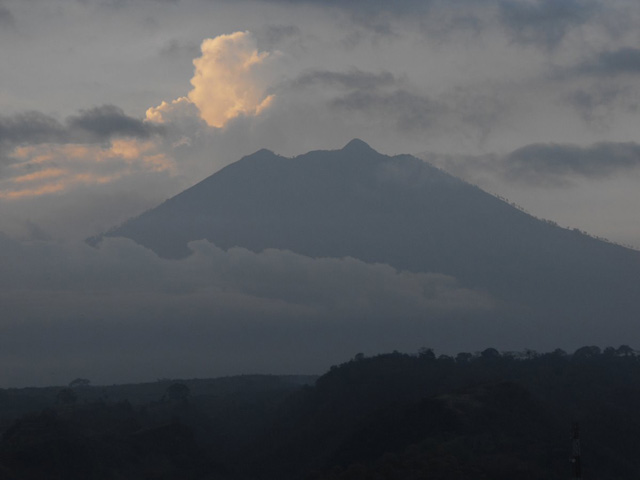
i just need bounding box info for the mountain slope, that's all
[100,139,640,342]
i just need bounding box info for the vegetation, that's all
[1,347,640,479]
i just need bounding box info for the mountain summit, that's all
[100,140,640,345]
[340,138,378,154]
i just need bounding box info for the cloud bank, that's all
[0,106,170,200]
[0,235,493,386]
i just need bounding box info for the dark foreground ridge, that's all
[1,346,640,479]
[95,139,640,349]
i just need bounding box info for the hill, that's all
[96,139,640,348]
[2,347,640,479]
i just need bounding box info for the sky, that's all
[1,0,640,386]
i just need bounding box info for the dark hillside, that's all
[2,347,640,479]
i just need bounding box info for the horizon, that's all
[2,0,640,387]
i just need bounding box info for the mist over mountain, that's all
[98,140,640,348]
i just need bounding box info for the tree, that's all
[418,348,436,361]
[166,383,190,401]
[480,348,501,360]
[573,345,601,360]
[69,378,91,388]
[616,345,634,357]
[456,352,473,364]
[56,388,77,405]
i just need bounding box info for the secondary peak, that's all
[341,138,377,154]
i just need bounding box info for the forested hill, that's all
[2,346,640,479]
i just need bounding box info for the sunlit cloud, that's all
[12,168,65,184]
[145,97,198,124]
[146,31,276,128]
[0,139,174,200]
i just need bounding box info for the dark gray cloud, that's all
[424,142,640,187]
[0,111,67,145]
[219,0,606,48]
[498,0,599,48]
[0,4,14,28]
[504,142,640,183]
[67,105,163,143]
[158,38,200,58]
[259,24,301,47]
[90,0,179,8]
[565,85,639,127]
[290,69,399,91]
[231,0,435,14]
[578,47,640,76]
[331,90,445,132]
[0,106,163,149]
[284,66,506,139]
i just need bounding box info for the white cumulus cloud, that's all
[146,31,276,128]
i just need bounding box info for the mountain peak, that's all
[245,148,277,159]
[341,138,377,154]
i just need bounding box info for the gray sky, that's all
[1,0,640,386]
[1,0,639,246]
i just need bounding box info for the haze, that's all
[1,0,640,387]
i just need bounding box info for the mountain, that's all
[98,139,640,345]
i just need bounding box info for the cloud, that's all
[0,139,173,199]
[332,90,445,132]
[577,47,640,76]
[147,31,276,129]
[290,69,399,91]
[503,142,640,184]
[0,106,171,199]
[498,0,598,49]
[0,111,67,146]
[259,24,301,47]
[424,141,640,187]
[67,105,164,142]
[158,38,200,59]
[278,64,509,144]
[0,4,14,28]
[0,106,161,148]
[564,85,640,128]
[145,98,201,125]
[218,0,608,49]
[0,236,493,386]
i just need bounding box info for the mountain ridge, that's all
[95,139,640,347]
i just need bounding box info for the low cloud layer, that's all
[0,235,493,386]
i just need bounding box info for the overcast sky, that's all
[1,0,640,386]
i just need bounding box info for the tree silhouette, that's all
[166,383,190,401]
[56,387,77,405]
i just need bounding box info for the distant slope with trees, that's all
[2,346,640,479]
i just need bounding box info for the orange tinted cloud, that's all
[146,31,275,128]
[0,139,174,200]
[12,168,66,184]
[145,97,197,124]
